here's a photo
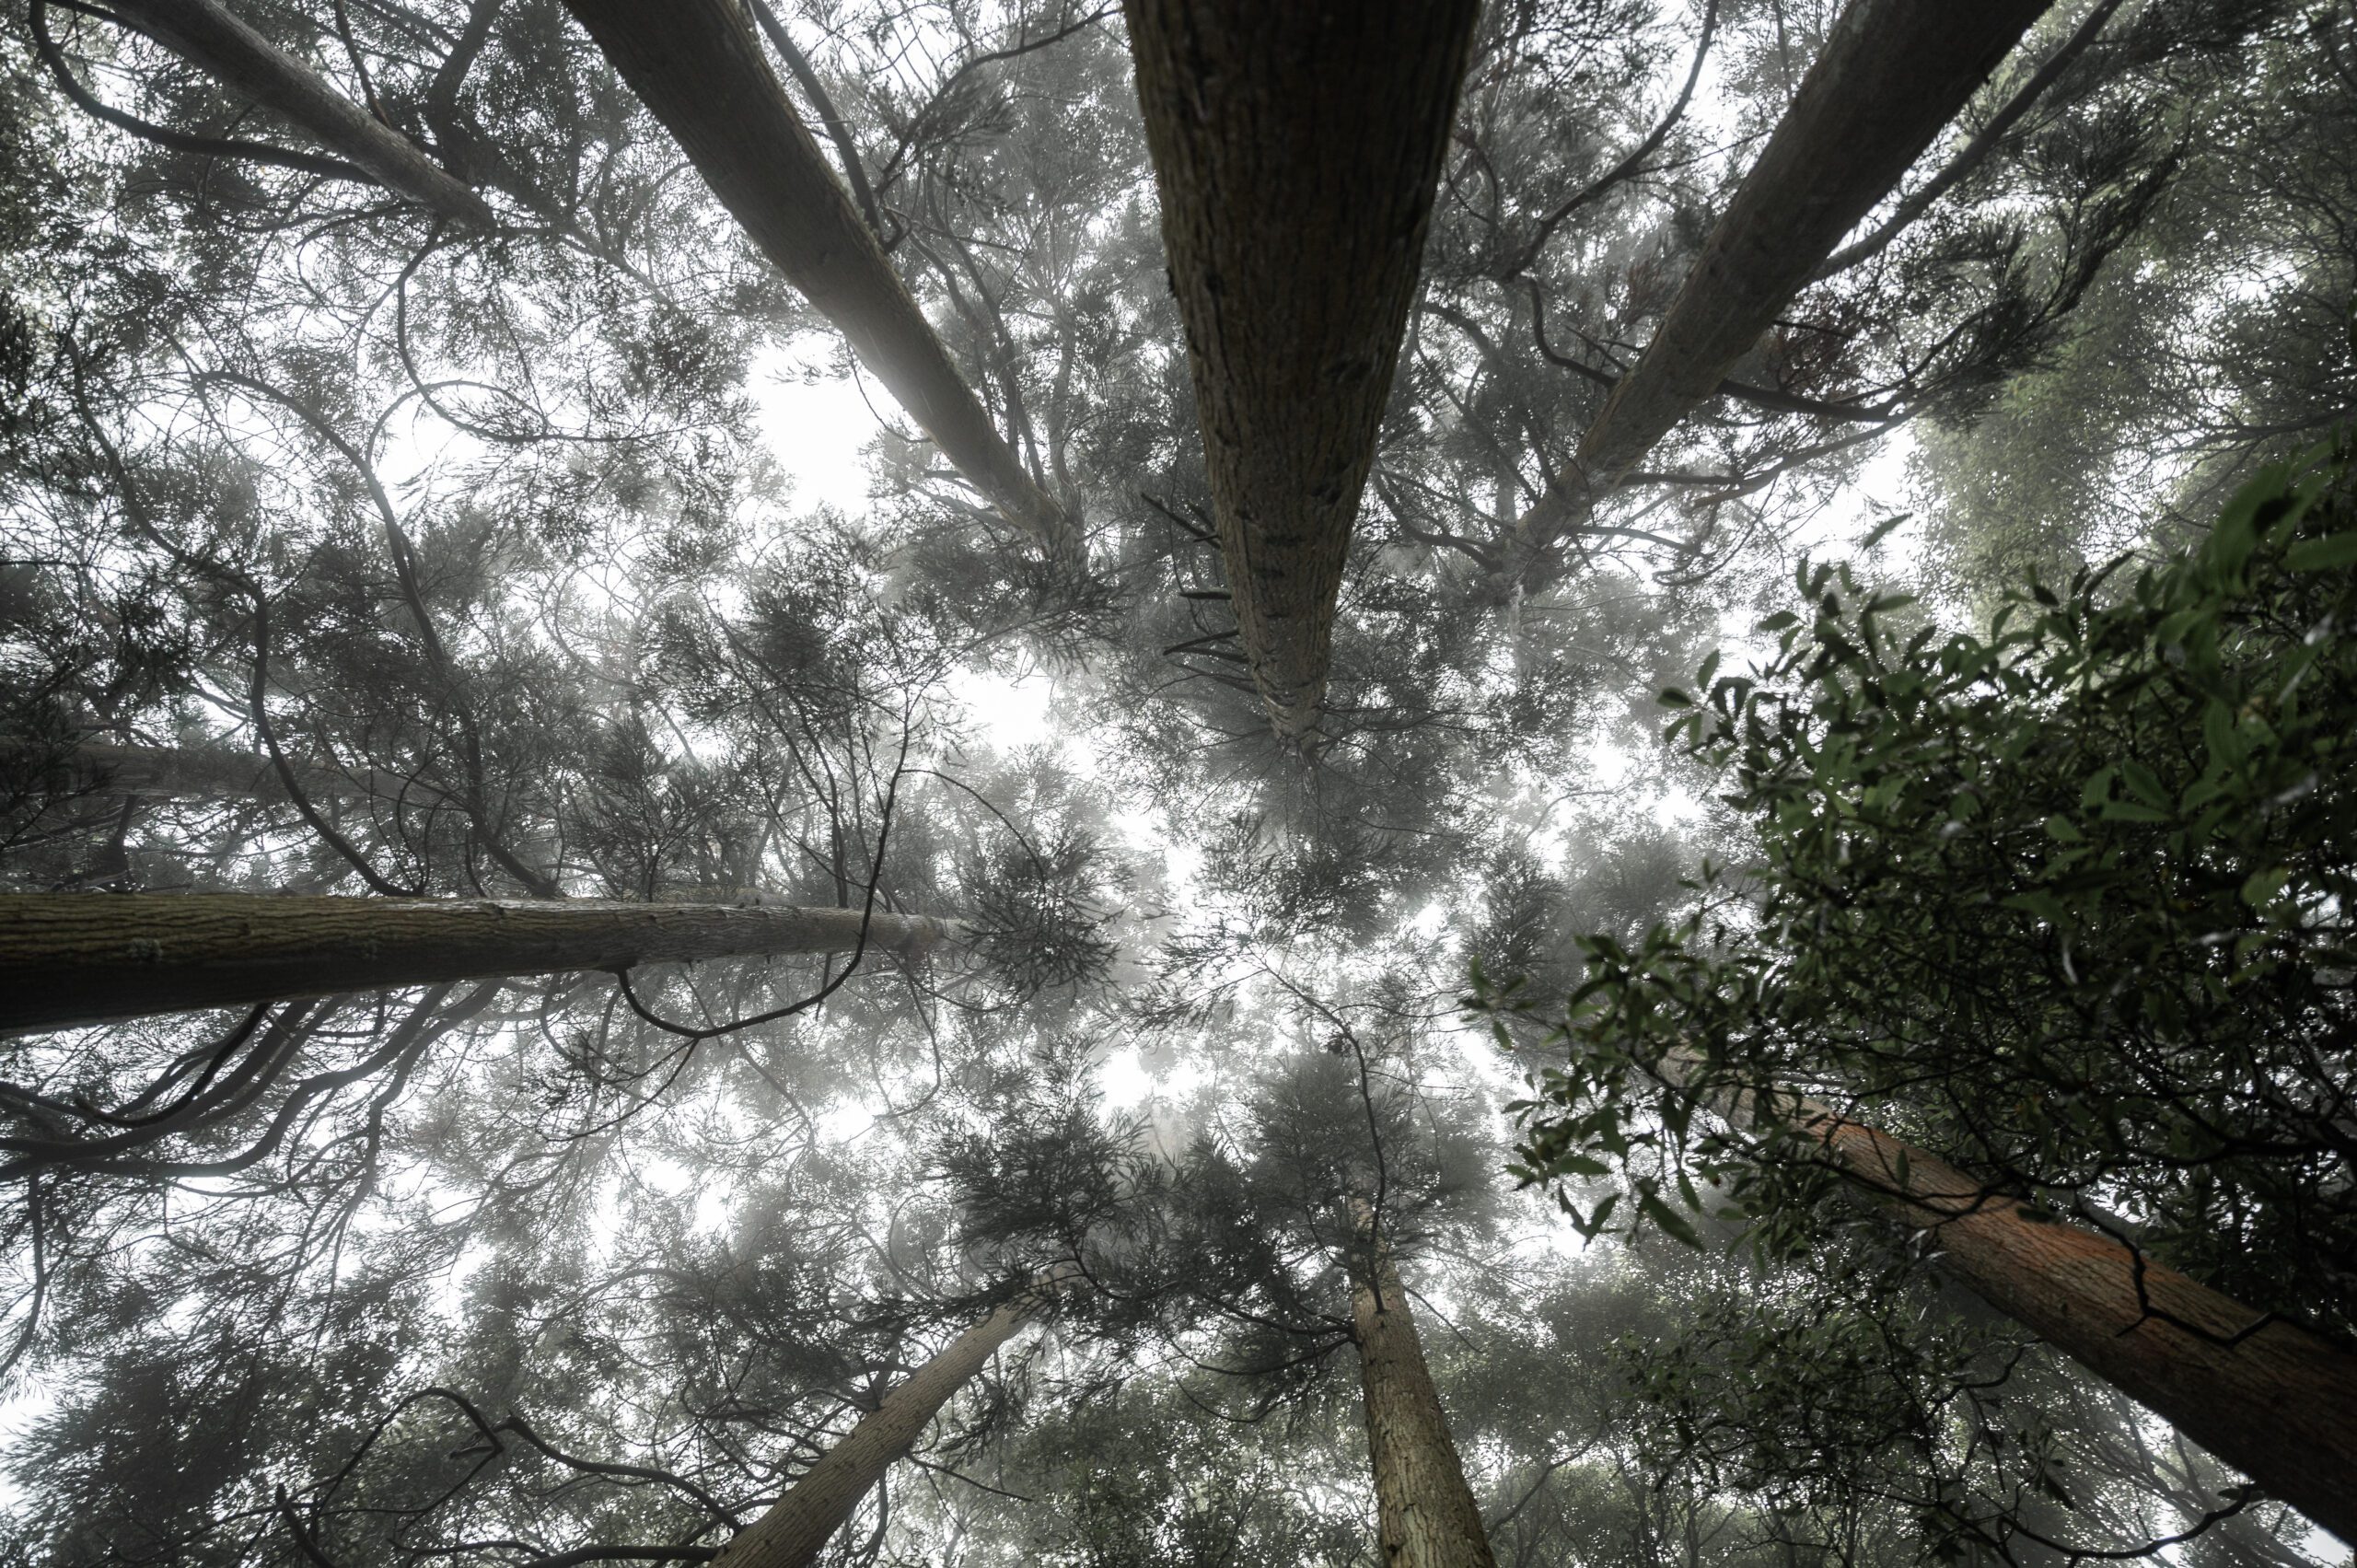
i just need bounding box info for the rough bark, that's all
[102,0,495,226]
[0,895,963,1034]
[1,738,451,808]
[1508,0,2054,585]
[558,0,1071,553]
[1349,1224,1498,1568]
[1123,0,1480,738]
[1666,1051,2357,1541]
[713,1276,1069,1568]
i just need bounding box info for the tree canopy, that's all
[1,2,2352,1565]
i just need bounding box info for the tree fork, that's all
[1507,0,2053,587]
[1123,0,1480,738]
[1669,1051,2357,1540]
[101,0,495,226]
[0,895,964,1034]
[707,1268,1076,1568]
[557,0,1073,554]
[1348,1215,1498,1568]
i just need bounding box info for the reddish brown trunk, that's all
[1349,1226,1498,1568]
[557,0,1070,552]
[0,894,962,1033]
[1123,0,1480,737]
[1678,1055,2357,1539]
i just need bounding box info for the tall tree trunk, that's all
[2,738,452,808]
[0,895,963,1033]
[1666,1051,2357,1541]
[557,0,1072,554]
[100,0,495,226]
[1506,0,2053,587]
[1123,0,1480,738]
[1348,1223,1498,1568]
[714,1280,1064,1568]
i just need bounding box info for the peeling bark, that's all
[1124,0,1480,737]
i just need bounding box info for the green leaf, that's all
[2042,814,2084,843]
[2284,532,2357,572]
[1639,1190,1705,1249]
[2241,866,2289,907]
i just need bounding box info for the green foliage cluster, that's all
[1505,440,2357,1332]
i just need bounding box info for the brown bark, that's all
[0,894,963,1034]
[1349,1224,1498,1568]
[1123,0,1480,738]
[557,0,1071,553]
[1668,1051,2357,1541]
[1508,0,2053,585]
[102,0,495,226]
[713,1278,1067,1568]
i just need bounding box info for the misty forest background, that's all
[1,1,2354,1565]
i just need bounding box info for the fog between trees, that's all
[1,1,2353,1565]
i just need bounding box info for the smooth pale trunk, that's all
[0,895,961,1033]
[102,0,494,225]
[1668,1050,2357,1540]
[1122,0,1480,738]
[1349,1233,1498,1568]
[1508,0,2053,585]
[712,1300,1033,1568]
[557,0,1070,553]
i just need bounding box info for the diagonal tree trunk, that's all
[0,894,964,1034]
[1505,0,2054,590]
[1123,0,1480,738]
[100,0,495,226]
[1348,1217,1498,1568]
[1666,1050,2357,1541]
[557,0,1072,554]
[709,1272,1072,1568]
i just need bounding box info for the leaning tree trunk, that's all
[712,1275,1069,1568]
[0,895,963,1033]
[1666,1050,2357,1541]
[100,0,494,226]
[558,0,1071,553]
[1506,0,2053,588]
[1123,0,1480,739]
[1348,1220,1498,1568]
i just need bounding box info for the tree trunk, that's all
[557,0,1072,554]
[2,738,452,808]
[0,895,963,1034]
[1348,1225,1498,1568]
[101,0,495,226]
[713,1288,1053,1568]
[1507,0,2053,586]
[1123,0,1480,738]
[1666,1050,2357,1541]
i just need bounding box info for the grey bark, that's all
[1666,1050,2357,1541]
[711,1272,1073,1568]
[0,895,963,1034]
[2,738,451,808]
[1506,0,2054,587]
[1123,0,1481,738]
[1348,1217,1498,1568]
[558,0,1072,553]
[102,0,495,226]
